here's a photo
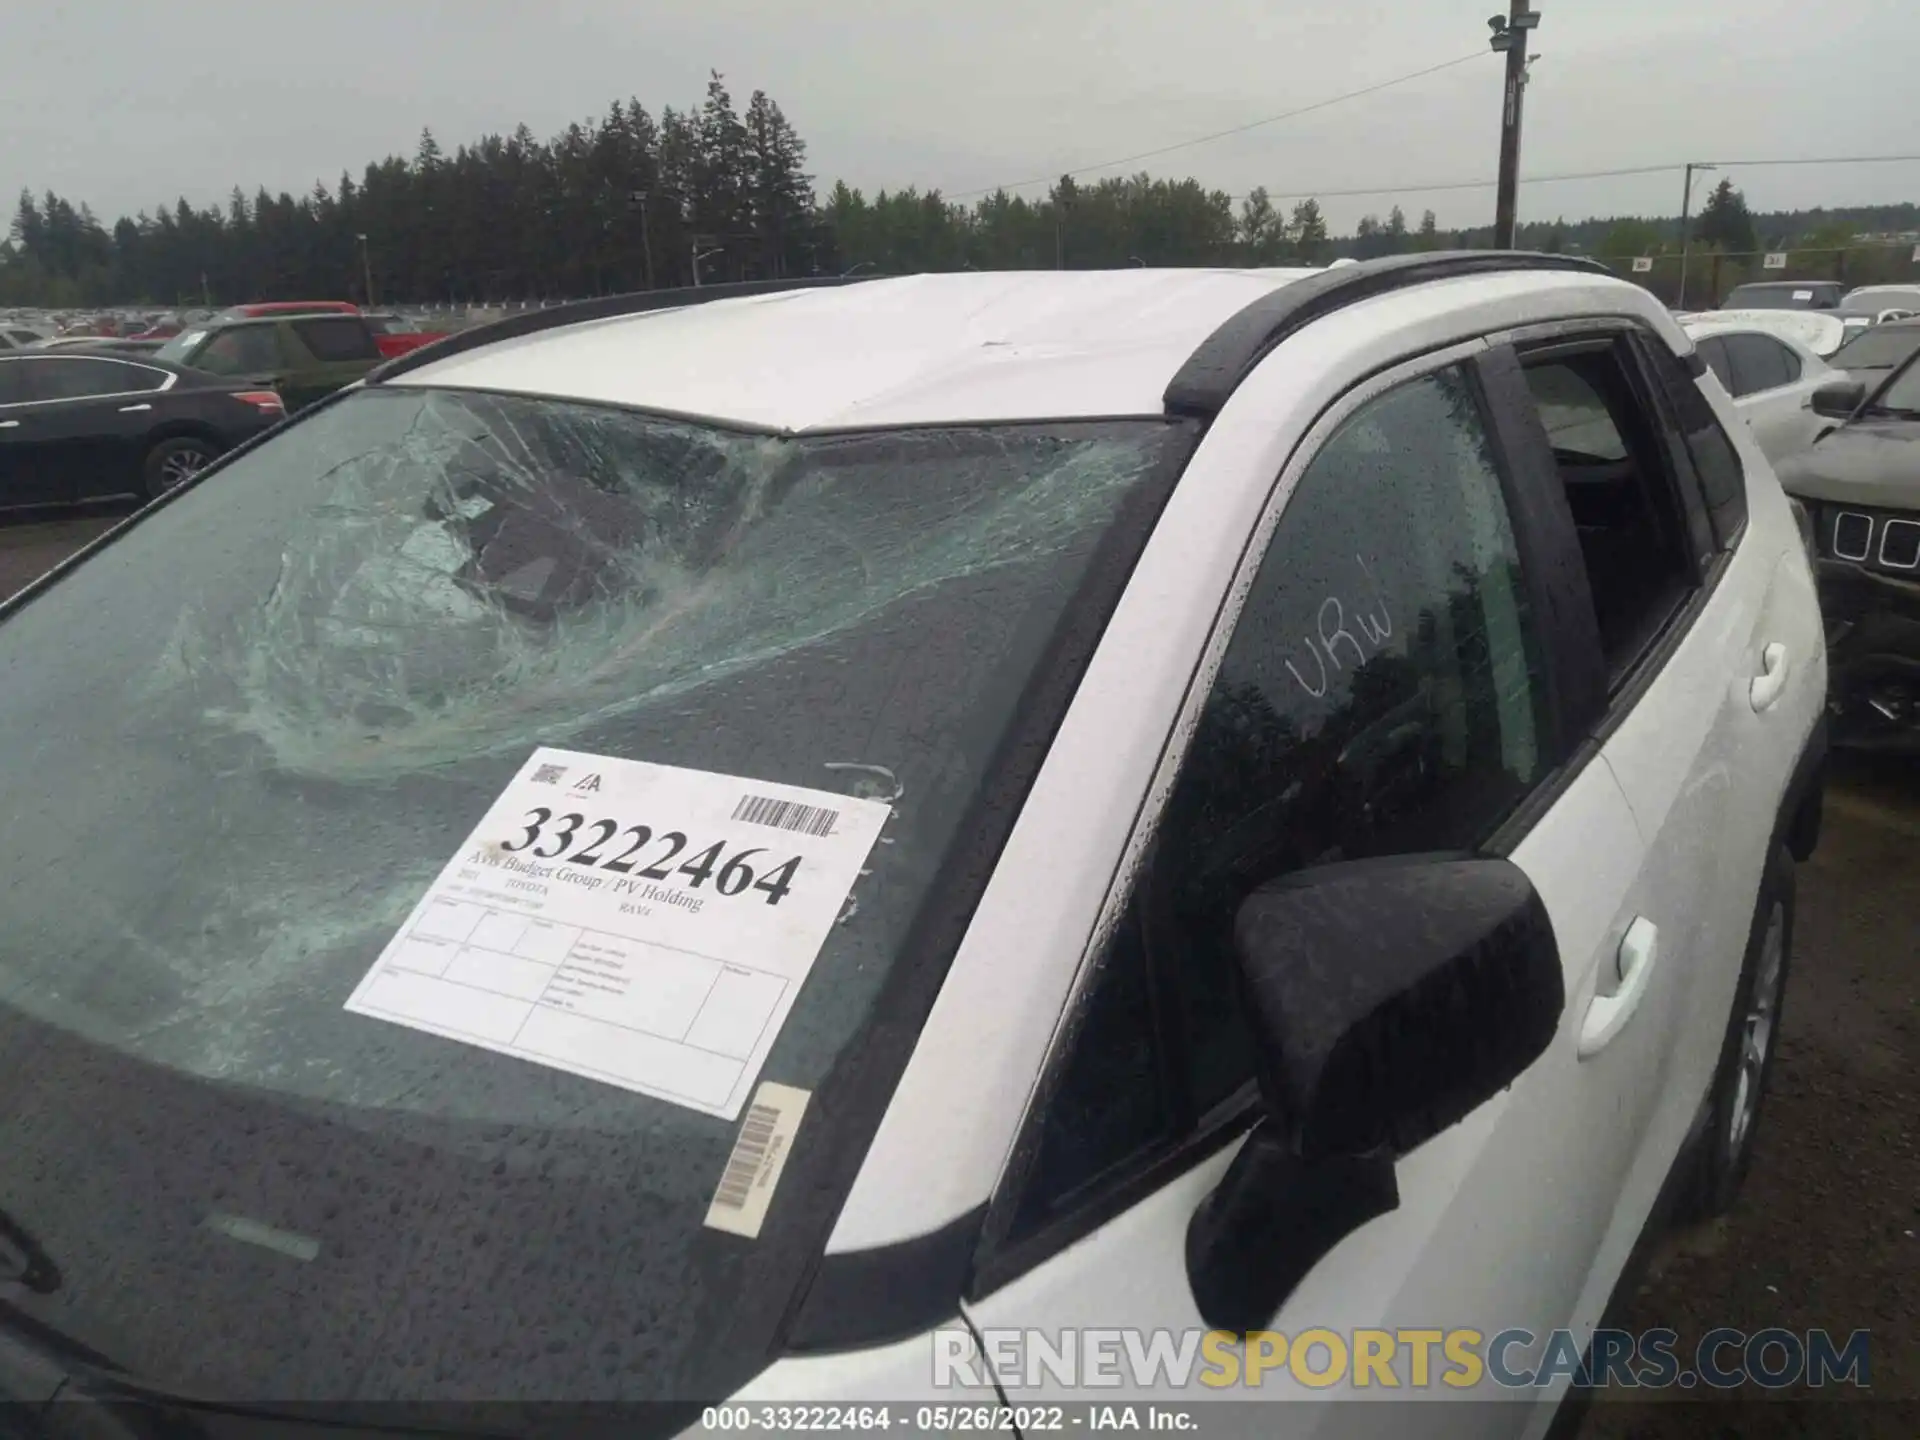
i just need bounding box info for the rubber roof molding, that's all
[1164,250,1616,418]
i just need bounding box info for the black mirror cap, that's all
[1811,380,1866,420]
[1234,855,1564,1162]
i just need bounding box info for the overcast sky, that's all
[8,0,1919,236]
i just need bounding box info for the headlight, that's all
[1788,497,1818,568]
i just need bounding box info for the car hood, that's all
[1775,419,1920,511]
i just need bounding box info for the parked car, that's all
[0,258,1827,1435]
[1721,279,1846,311]
[0,350,283,505]
[1839,283,1920,317]
[156,313,384,411]
[210,300,361,322]
[1775,351,1920,750]
[1,325,51,351]
[363,311,450,359]
[126,317,184,341]
[1683,319,1833,461]
[1827,315,1920,385]
[1690,307,1846,359]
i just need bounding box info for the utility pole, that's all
[357,232,375,308]
[1488,2,1541,249]
[1675,163,1715,312]
[629,189,655,290]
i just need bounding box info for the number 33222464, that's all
[496,807,801,906]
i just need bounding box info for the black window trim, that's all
[966,333,1594,1300]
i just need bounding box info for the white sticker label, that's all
[1792,288,1814,300]
[705,1082,812,1238]
[344,748,890,1119]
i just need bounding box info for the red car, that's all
[364,312,449,359]
[212,301,362,322]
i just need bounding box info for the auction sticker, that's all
[344,747,891,1119]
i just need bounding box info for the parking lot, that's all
[2,505,1913,1427]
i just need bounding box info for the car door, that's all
[961,347,1662,1436]
[0,357,58,506]
[188,323,289,398]
[1721,332,1806,462]
[284,317,381,411]
[22,355,173,499]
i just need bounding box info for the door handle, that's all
[1579,918,1659,1059]
[1749,643,1790,712]
[117,403,152,413]
[0,420,17,430]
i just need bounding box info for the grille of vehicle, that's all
[1820,504,1920,575]
[1882,518,1920,570]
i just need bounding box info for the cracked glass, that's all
[0,384,1174,1412]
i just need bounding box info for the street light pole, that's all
[357,233,375,308]
[1488,2,1541,249]
[629,189,655,290]
[1676,163,1716,311]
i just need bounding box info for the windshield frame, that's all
[0,377,1204,1391]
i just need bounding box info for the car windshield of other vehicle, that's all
[1865,354,1920,417]
[1831,325,1920,372]
[0,384,1176,1407]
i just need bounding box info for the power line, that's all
[1237,152,1920,206]
[948,50,1489,201]
[1703,151,1920,169]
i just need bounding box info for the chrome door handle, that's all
[117,404,152,413]
[1750,644,1790,713]
[0,420,17,429]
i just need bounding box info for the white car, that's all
[1683,319,1835,462]
[1839,283,1920,318]
[0,323,50,350]
[0,257,1829,1438]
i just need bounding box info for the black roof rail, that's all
[367,275,879,383]
[1164,250,1617,418]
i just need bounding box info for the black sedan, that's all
[1777,354,1920,749]
[0,350,284,508]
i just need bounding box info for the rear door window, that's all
[1696,337,1735,394]
[1518,339,1699,683]
[194,326,284,376]
[1723,333,1794,395]
[0,359,29,405]
[293,317,380,363]
[28,357,163,400]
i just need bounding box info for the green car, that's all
[155,314,383,412]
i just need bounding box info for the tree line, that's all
[4,74,1917,309]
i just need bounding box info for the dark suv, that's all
[1778,353,1920,748]
[155,314,383,412]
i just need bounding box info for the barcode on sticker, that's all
[733,793,839,837]
[705,1082,811,1239]
[713,1103,781,1211]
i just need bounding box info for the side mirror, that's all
[1811,380,1866,420]
[1185,855,1564,1333]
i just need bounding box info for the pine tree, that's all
[1696,179,1758,258]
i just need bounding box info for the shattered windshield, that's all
[0,386,1175,1412]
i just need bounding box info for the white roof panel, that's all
[389,269,1325,430]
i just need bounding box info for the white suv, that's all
[0,255,1828,1438]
